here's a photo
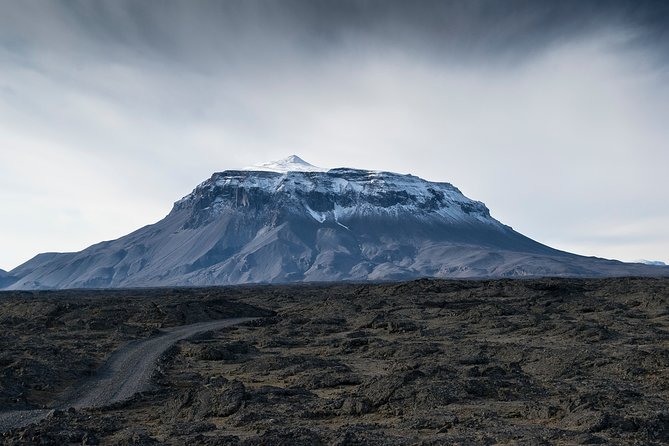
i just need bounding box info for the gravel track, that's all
[0,317,256,432]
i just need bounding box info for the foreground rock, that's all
[1,278,668,445]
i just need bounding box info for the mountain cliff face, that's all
[4,156,668,289]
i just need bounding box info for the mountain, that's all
[0,268,16,288]
[5,156,668,289]
[635,260,667,266]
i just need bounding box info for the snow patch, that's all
[336,221,350,230]
[333,204,350,230]
[305,204,326,223]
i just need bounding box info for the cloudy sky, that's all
[1,0,668,270]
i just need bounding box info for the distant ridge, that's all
[634,259,667,266]
[0,269,16,288]
[4,156,668,289]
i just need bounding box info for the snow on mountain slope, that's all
[6,156,669,289]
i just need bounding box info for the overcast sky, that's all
[1,0,668,270]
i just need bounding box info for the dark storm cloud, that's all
[2,0,668,68]
[280,0,669,64]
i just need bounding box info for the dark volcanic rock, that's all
[243,426,325,446]
[168,378,246,420]
[110,429,160,446]
[1,279,669,445]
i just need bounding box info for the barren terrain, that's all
[1,278,668,445]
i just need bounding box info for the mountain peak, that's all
[242,155,327,173]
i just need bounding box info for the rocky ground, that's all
[1,278,669,445]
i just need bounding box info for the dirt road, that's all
[0,317,256,432]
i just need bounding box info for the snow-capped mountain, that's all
[4,156,668,289]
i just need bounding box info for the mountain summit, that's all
[4,157,667,289]
[242,155,327,173]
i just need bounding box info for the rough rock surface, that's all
[1,278,668,444]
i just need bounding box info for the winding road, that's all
[0,317,257,432]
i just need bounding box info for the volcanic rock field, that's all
[1,278,668,445]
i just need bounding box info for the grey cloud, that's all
[2,0,668,69]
